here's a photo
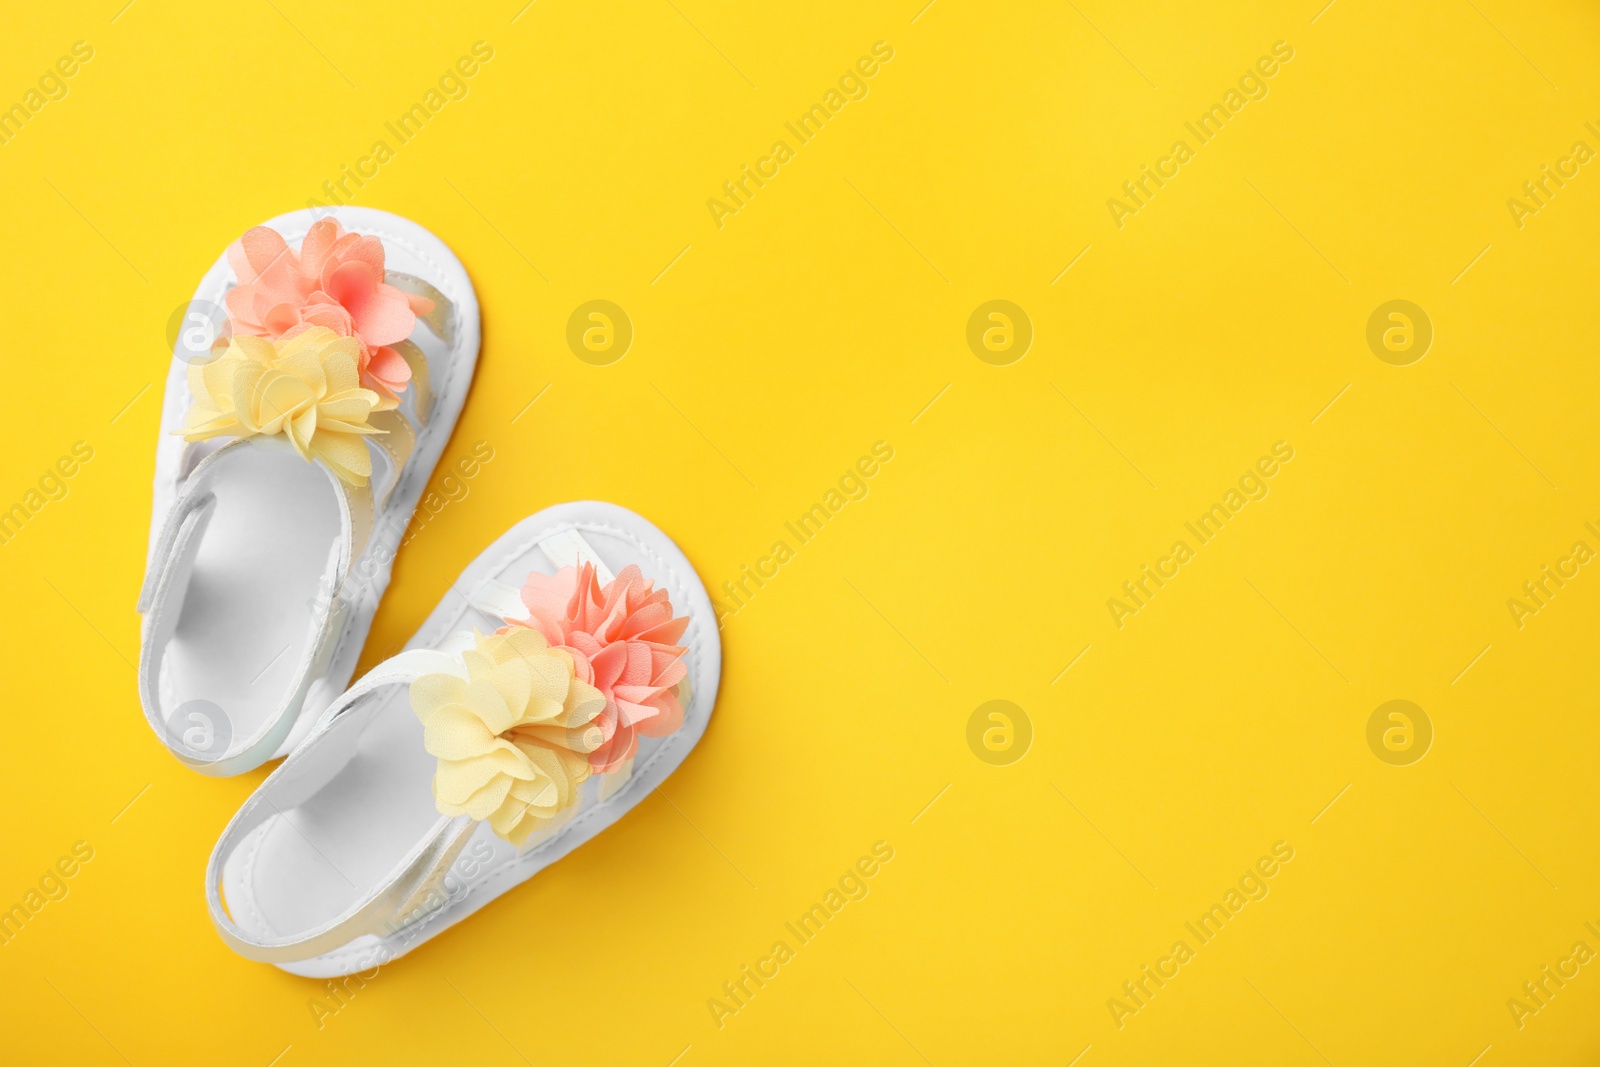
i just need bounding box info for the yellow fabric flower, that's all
[183,326,384,486]
[410,628,606,845]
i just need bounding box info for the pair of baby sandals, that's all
[138,207,721,978]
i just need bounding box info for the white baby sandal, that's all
[137,207,481,776]
[204,503,722,976]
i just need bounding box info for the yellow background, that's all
[2,0,1598,1063]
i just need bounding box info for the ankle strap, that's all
[137,438,372,776]
[205,650,472,963]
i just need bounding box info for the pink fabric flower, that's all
[224,219,433,404]
[510,563,690,773]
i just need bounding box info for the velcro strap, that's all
[137,438,367,776]
[137,490,216,614]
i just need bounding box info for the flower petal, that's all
[411,673,467,723]
[423,705,499,760]
[306,430,372,485]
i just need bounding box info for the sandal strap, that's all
[366,409,416,510]
[538,529,614,582]
[206,649,472,964]
[462,529,616,619]
[392,340,433,426]
[386,271,458,350]
[138,438,371,776]
[465,578,527,622]
[383,271,454,433]
[209,525,626,964]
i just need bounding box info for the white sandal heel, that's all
[205,502,722,976]
[138,207,480,776]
